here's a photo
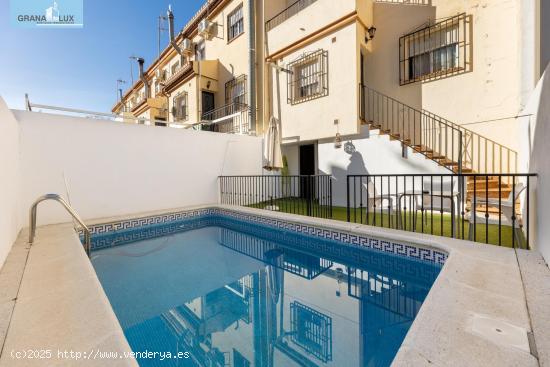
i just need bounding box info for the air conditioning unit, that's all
[198,19,215,39]
[181,38,193,54]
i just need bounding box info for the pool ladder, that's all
[29,194,91,257]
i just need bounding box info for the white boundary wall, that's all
[0,97,263,267]
[521,64,550,263]
[0,99,22,269]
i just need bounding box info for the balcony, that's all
[201,102,250,134]
[266,0,319,31]
[163,60,219,95]
[162,62,194,93]
[265,0,359,54]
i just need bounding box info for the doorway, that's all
[201,91,215,116]
[299,144,316,202]
[201,91,215,131]
[299,144,315,176]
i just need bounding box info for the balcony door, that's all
[201,91,215,131]
[202,91,215,115]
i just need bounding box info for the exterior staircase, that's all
[359,85,519,212]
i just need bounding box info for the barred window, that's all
[400,13,469,85]
[225,75,247,106]
[287,49,328,105]
[172,92,188,121]
[227,4,244,41]
[171,61,180,76]
[154,80,161,95]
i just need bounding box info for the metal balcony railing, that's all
[266,0,318,31]
[201,102,250,134]
[163,62,193,89]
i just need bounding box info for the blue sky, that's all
[0,0,205,111]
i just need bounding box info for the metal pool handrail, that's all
[28,194,91,257]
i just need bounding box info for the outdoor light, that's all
[365,26,377,44]
[334,133,342,149]
[368,26,376,39]
[334,119,342,149]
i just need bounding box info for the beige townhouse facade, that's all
[114,0,546,189]
[263,0,545,199]
[113,0,265,134]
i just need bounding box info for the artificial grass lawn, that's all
[248,197,525,248]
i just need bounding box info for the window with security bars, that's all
[227,4,244,42]
[287,50,328,104]
[290,301,332,362]
[172,92,188,121]
[225,75,247,106]
[400,13,469,85]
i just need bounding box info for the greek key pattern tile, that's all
[86,207,448,265]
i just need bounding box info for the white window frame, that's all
[227,4,244,42]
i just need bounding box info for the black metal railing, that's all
[347,174,536,249]
[422,110,518,176]
[219,175,333,219]
[360,85,464,173]
[201,102,250,134]
[360,85,518,178]
[266,0,318,31]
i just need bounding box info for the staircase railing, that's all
[422,110,518,176]
[360,85,463,173]
[360,85,518,177]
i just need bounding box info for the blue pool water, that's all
[91,215,441,367]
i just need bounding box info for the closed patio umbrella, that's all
[263,116,283,171]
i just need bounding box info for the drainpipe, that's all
[248,0,257,133]
[137,58,149,98]
[167,6,185,66]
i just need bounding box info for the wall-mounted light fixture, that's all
[365,26,377,44]
[334,119,342,149]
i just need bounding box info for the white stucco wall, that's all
[281,125,449,207]
[366,1,525,155]
[12,110,262,227]
[274,22,360,142]
[0,98,22,269]
[521,64,550,263]
[266,0,357,54]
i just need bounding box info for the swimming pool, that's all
[90,209,444,367]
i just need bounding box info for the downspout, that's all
[248,0,257,133]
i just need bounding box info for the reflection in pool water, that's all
[92,216,441,367]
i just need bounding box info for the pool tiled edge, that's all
[86,204,538,367]
[86,207,448,266]
[3,204,538,367]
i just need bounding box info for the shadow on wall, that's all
[319,141,370,207]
